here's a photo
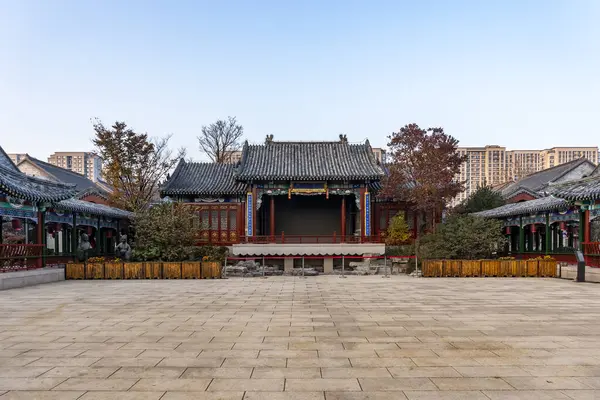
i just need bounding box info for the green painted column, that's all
[519,216,524,253]
[545,213,550,254]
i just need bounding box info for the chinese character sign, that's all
[246,193,253,236]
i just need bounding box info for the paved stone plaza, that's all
[1,276,600,399]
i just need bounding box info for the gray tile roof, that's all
[548,175,600,201]
[0,146,77,203]
[56,198,133,219]
[161,160,246,197]
[0,146,19,172]
[499,158,595,199]
[236,140,384,181]
[473,196,569,218]
[17,155,109,198]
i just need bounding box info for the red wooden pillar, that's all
[238,203,244,242]
[341,196,346,241]
[359,187,366,241]
[270,195,275,239]
[251,186,257,237]
[584,210,591,243]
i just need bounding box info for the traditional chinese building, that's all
[0,146,131,268]
[161,136,396,270]
[476,165,600,263]
[493,158,595,203]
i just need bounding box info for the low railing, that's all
[584,242,600,268]
[422,259,557,278]
[0,244,44,272]
[240,233,385,244]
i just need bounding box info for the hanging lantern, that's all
[530,224,536,233]
[11,219,22,231]
[106,230,113,238]
[47,225,55,235]
[560,222,566,231]
[87,226,93,236]
[55,223,62,232]
[505,226,511,235]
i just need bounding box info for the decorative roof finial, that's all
[265,134,274,144]
[339,134,348,143]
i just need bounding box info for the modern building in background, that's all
[7,153,28,165]
[47,152,103,182]
[452,145,599,206]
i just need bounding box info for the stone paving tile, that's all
[431,377,513,390]
[130,378,212,391]
[403,391,488,399]
[78,392,166,400]
[561,390,600,399]
[0,392,85,399]
[483,390,571,399]
[503,376,593,390]
[325,393,407,399]
[286,378,361,392]
[388,366,461,378]
[52,378,137,391]
[0,367,52,378]
[359,377,437,391]
[160,393,244,400]
[0,378,66,391]
[208,378,284,392]
[4,277,600,398]
[39,367,119,379]
[252,367,321,378]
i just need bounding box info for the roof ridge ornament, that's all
[265,134,274,144]
[339,134,348,144]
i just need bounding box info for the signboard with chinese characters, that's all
[364,192,371,236]
[246,193,253,237]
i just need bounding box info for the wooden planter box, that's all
[423,260,443,277]
[443,260,461,277]
[461,260,481,277]
[526,260,539,277]
[105,262,124,279]
[182,262,201,279]
[143,262,162,279]
[202,261,221,279]
[124,263,144,279]
[537,260,557,277]
[163,262,182,279]
[499,260,517,277]
[87,263,104,279]
[481,260,501,277]
[66,263,85,279]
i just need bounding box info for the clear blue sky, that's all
[1,0,598,161]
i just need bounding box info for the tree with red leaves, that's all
[382,123,466,231]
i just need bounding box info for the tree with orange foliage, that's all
[382,123,465,232]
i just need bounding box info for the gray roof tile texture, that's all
[237,141,384,181]
[549,175,600,201]
[161,161,246,196]
[19,156,108,197]
[473,196,569,218]
[500,158,594,198]
[161,140,385,197]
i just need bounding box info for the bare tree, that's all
[198,116,244,163]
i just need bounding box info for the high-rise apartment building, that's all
[452,145,599,206]
[47,152,103,182]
